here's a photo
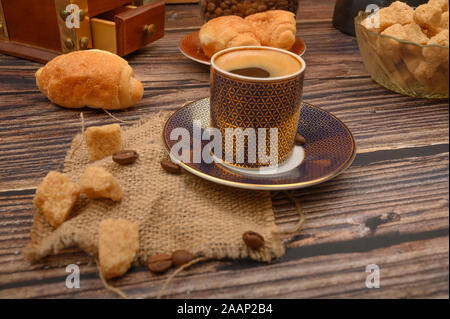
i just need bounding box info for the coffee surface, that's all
[214,49,302,78]
[228,67,271,78]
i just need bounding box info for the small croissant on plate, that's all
[35,49,143,110]
[199,15,261,58]
[246,10,297,50]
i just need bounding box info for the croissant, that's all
[35,49,143,110]
[245,10,297,50]
[199,16,261,58]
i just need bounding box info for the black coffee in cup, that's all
[214,48,302,79]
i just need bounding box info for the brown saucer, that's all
[179,31,306,65]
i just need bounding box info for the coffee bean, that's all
[112,150,138,165]
[207,2,216,12]
[171,250,195,267]
[242,231,265,249]
[294,133,306,145]
[160,159,181,174]
[147,254,172,273]
[215,7,223,15]
[245,8,256,16]
[257,4,268,12]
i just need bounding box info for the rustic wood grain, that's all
[0,2,448,299]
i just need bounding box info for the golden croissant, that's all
[246,10,297,50]
[199,16,261,58]
[35,49,143,110]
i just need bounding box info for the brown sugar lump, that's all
[401,23,430,56]
[440,10,449,30]
[389,1,414,25]
[423,29,449,64]
[428,0,449,12]
[98,218,139,279]
[424,68,449,93]
[392,64,416,88]
[361,7,398,32]
[80,166,122,202]
[403,23,430,45]
[85,124,122,161]
[402,52,422,76]
[362,3,413,33]
[442,61,449,79]
[378,24,407,64]
[33,171,81,228]
[414,4,443,34]
[413,59,440,83]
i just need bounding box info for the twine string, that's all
[96,260,129,299]
[157,257,208,299]
[102,109,136,124]
[272,191,305,235]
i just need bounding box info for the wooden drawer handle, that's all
[143,24,156,38]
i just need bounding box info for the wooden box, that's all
[0,0,165,63]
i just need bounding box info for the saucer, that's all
[179,31,306,66]
[162,98,356,190]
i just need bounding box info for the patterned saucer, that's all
[179,31,306,66]
[162,98,356,190]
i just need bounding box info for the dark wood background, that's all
[0,0,448,298]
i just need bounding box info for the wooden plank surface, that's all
[0,1,448,298]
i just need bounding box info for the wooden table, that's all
[0,1,448,299]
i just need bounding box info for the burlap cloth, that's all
[25,112,287,267]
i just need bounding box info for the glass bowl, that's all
[355,11,449,99]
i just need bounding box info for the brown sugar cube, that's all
[392,64,416,88]
[361,7,398,33]
[33,171,81,228]
[80,166,122,201]
[428,0,449,12]
[424,69,449,93]
[423,29,449,64]
[403,23,429,45]
[98,218,139,279]
[413,59,440,83]
[440,10,449,29]
[414,4,442,33]
[441,61,449,79]
[85,124,122,161]
[401,23,430,56]
[402,52,423,79]
[378,24,407,64]
[389,1,414,25]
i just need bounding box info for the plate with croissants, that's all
[179,10,306,65]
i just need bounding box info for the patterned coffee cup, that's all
[210,46,306,168]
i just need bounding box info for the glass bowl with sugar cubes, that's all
[355,0,449,99]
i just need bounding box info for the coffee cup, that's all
[210,46,306,168]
